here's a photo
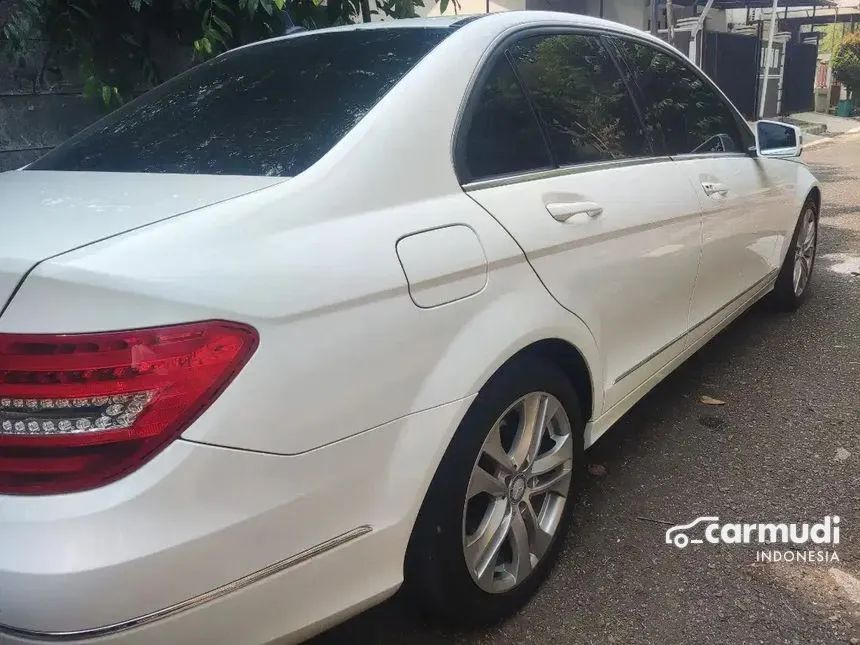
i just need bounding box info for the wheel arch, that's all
[402,334,595,550]
[495,338,594,424]
[777,174,821,267]
[806,185,821,216]
[403,334,591,612]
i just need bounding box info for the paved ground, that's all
[791,112,860,136]
[309,135,860,645]
[784,113,860,147]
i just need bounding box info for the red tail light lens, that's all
[0,320,258,495]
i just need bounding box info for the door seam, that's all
[676,160,707,345]
[462,190,602,357]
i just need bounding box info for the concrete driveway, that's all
[309,134,860,645]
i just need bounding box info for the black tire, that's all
[771,197,819,312]
[404,355,584,627]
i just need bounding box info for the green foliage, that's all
[833,32,860,99]
[0,0,424,109]
[511,35,637,159]
[614,37,744,139]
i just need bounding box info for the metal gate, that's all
[781,42,819,115]
[701,30,761,119]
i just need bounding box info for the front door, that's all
[609,36,789,341]
[456,31,704,411]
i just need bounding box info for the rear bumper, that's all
[0,395,474,644]
[0,525,395,645]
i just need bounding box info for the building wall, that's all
[602,0,646,29]
[0,16,104,172]
[0,0,197,173]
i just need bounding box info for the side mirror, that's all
[754,120,803,158]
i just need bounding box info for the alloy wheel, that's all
[793,205,817,296]
[462,392,574,594]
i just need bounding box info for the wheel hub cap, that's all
[509,475,527,503]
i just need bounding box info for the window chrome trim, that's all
[462,155,670,192]
[0,525,373,642]
[670,152,752,161]
[613,269,778,384]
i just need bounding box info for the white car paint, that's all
[466,159,705,409]
[0,11,819,645]
[396,224,489,308]
[676,154,795,333]
[0,171,284,307]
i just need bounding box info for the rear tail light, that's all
[0,320,258,495]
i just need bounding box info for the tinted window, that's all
[460,56,552,182]
[507,34,649,166]
[611,38,748,155]
[29,28,453,176]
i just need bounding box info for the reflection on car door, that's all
[456,32,703,411]
[609,37,792,343]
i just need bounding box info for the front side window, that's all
[507,33,649,166]
[459,56,553,183]
[29,28,454,177]
[610,37,749,155]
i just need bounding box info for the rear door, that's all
[609,36,792,343]
[458,30,704,411]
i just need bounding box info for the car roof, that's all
[230,11,659,54]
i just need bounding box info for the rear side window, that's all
[459,56,552,183]
[507,33,649,166]
[610,38,749,155]
[29,28,453,177]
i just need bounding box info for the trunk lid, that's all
[0,170,285,311]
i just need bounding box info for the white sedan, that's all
[0,10,819,645]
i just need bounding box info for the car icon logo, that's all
[665,516,720,549]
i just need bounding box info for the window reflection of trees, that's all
[509,34,648,165]
[463,58,552,181]
[611,39,745,155]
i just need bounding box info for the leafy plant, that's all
[833,31,860,99]
[0,0,425,109]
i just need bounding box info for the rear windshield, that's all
[29,27,453,177]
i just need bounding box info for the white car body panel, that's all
[0,171,284,308]
[396,224,489,308]
[674,154,798,339]
[0,396,474,640]
[466,159,703,409]
[0,185,602,455]
[0,11,820,645]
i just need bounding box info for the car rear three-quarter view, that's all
[0,10,821,645]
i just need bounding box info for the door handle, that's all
[545,201,604,223]
[701,182,729,198]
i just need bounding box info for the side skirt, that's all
[584,273,777,449]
